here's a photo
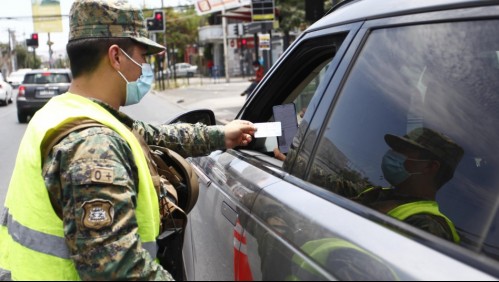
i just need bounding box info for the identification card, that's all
[254,122,282,138]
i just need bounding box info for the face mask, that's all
[116,48,154,106]
[253,66,259,71]
[381,149,428,186]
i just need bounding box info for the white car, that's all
[172,63,198,78]
[0,72,13,106]
[7,68,31,89]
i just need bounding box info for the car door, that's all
[183,22,362,280]
[282,5,499,280]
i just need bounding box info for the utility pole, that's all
[161,0,168,89]
[7,29,15,72]
[222,7,230,82]
[48,33,54,68]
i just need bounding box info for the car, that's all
[16,69,72,123]
[0,72,13,106]
[171,62,198,78]
[180,0,499,280]
[7,68,32,89]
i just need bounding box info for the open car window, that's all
[240,31,350,158]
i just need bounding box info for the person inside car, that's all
[355,127,463,243]
[286,127,464,280]
[279,127,464,242]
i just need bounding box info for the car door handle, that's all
[221,201,238,226]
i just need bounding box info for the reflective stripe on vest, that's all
[0,93,160,280]
[387,201,460,243]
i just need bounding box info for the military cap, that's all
[68,0,165,55]
[385,127,464,171]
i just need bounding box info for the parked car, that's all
[16,69,72,123]
[7,68,32,89]
[172,63,198,77]
[181,0,499,280]
[0,72,13,106]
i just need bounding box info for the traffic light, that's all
[26,33,39,48]
[241,38,247,49]
[147,10,165,32]
[233,24,239,36]
[242,24,248,35]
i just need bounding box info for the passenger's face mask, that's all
[381,149,428,186]
[116,48,154,106]
[253,66,259,71]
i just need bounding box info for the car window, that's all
[295,20,499,261]
[243,32,349,155]
[24,72,71,84]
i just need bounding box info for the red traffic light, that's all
[155,11,163,21]
[241,39,247,45]
[32,33,38,40]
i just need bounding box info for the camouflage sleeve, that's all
[403,214,455,242]
[43,126,173,281]
[133,121,225,158]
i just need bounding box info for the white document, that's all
[254,122,282,138]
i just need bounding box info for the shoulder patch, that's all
[81,199,114,230]
[91,167,115,184]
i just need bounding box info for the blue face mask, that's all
[381,150,427,186]
[117,48,154,106]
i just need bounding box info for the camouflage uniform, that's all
[42,99,225,280]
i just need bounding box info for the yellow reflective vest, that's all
[0,93,160,280]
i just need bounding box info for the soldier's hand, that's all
[224,120,256,149]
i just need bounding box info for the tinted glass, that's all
[24,72,71,84]
[306,20,499,260]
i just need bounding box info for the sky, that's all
[0,0,192,60]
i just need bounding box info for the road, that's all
[0,77,249,207]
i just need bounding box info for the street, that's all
[0,77,249,207]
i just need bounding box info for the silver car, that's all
[181,0,499,280]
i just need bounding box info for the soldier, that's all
[0,0,256,280]
[359,127,464,242]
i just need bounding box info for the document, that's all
[254,122,282,138]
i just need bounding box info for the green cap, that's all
[69,0,165,55]
[385,127,464,171]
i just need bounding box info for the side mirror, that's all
[165,109,216,125]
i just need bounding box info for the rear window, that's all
[24,72,71,84]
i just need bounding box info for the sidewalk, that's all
[153,76,251,125]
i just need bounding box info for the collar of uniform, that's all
[89,98,135,129]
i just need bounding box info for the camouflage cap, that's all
[385,127,464,171]
[68,0,165,55]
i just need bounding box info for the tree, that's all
[276,0,335,50]
[15,45,41,69]
[275,0,305,50]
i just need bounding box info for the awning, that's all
[220,5,278,22]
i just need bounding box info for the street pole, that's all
[7,29,14,72]
[222,7,230,83]
[48,33,54,68]
[161,0,169,89]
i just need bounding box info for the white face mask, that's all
[253,66,259,71]
[116,48,154,106]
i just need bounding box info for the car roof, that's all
[310,0,498,30]
[25,69,71,74]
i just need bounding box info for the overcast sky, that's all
[0,0,192,59]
